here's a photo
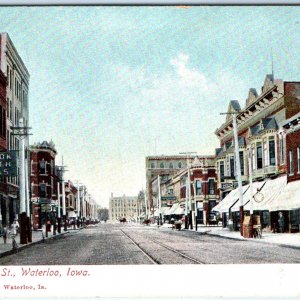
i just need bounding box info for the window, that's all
[51,176,54,195]
[160,162,164,169]
[219,161,225,182]
[252,146,256,170]
[208,179,215,195]
[39,160,46,174]
[257,143,263,169]
[289,150,294,175]
[298,146,300,173]
[263,140,268,167]
[230,156,235,178]
[239,151,244,176]
[269,138,276,166]
[178,162,182,169]
[39,183,47,197]
[279,135,285,164]
[169,162,174,169]
[195,180,202,195]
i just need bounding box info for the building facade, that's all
[146,155,197,213]
[0,32,30,225]
[109,193,137,222]
[30,141,57,230]
[215,75,300,199]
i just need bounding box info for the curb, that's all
[196,230,300,250]
[0,231,71,259]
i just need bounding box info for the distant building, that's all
[30,141,57,229]
[145,155,197,213]
[109,193,137,221]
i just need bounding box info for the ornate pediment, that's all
[262,74,274,93]
[226,100,241,122]
[246,88,258,107]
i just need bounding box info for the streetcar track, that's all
[120,229,206,264]
[120,229,159,264]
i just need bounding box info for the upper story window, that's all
[256,142,263,169]
[39,183,47,197]
[178,162,182,169]
[230,156,235,178]
[169,162,174,169]
[150,162,155,169]
[279,134,285,165]
[289,150,294,176]
[269,137,276,166]
[239,151,244,176]
[208,179,215,195]
[195,180,202,195]
[297,146,300,173]
[160,162,164,169]
[219,161,225,182]
[39,160,46,174]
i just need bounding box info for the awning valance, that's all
[212,185,249,213]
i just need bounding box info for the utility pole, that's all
[12,118,32,245]
[193,182,197,231]
[248,150,254,238]
[220,111,244,236]
[185,176,188,229]
[61,157,67,231]
[57,176,61,233]
[188,168,193,230]
[157,175,162,226]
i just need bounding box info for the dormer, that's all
[262,74,274,93]
[246,88,258,107]
[226,100,241,122]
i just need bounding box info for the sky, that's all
[0,6,299,207]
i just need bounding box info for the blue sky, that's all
[0,6,299,207]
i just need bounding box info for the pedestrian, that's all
[2,227,8,244]
[11,221,18,236]
[278,212,285,233]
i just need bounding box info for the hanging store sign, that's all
[0,151,17,176]
[161,196,177,201]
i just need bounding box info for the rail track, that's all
[120,229,206,264]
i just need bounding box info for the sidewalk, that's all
[0,227,77,258]
[160,223,300,248]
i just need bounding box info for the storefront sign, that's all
[161,196,177,201]
[0,151,17,176]
[221,182,233,190]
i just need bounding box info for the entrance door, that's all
[197,209,203,224]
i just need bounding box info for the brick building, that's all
[145,155,197,213]
[109,193,137,222]
[164,156,218,225]
[30,141,57,229]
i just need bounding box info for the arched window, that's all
[160,162,164,169]
[169,162,174,169]
[151,162,155,169]
[178,162,182,169]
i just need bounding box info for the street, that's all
[1,223,300,265]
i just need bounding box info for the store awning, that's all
[212,185,249,213]
[243,175,287,211]
[231,181,266,212]
[269,179,300,211]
